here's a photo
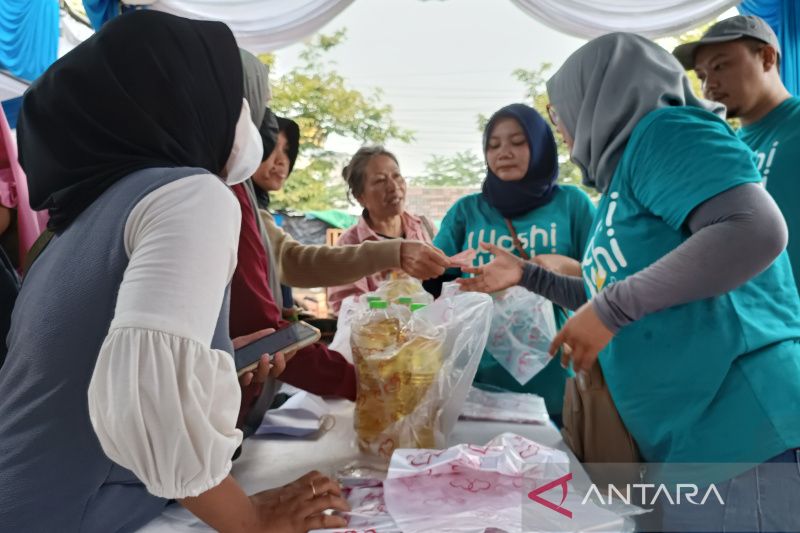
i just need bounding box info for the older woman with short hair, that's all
[326,146,438,312]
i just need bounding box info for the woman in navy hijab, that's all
[433,103,597,424]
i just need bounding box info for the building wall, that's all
[404,186,479,222]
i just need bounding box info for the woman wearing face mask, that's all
[459,33,800,532]
[327,146,442,313]
[229,49,290,430]
[230,51,361,419]
[249,121,448,318]
[0,12,348,532]
[433,103,596,424]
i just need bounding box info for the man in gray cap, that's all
[675,15,800,292]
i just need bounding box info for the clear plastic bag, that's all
[328,279,435,365]
[440,283,557,385]
[373,277,434,306]
[327,294,361,364]
[351,291,493,460]
[487,286,557,385]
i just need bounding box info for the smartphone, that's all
[234,321,321,376]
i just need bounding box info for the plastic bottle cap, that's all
[369,300,388,309]
[410,303,427,312]
[396,297,413,305]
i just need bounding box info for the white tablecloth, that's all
[139,399,586,532]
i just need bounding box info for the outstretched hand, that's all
[456,242,525,293]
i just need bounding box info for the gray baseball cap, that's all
[673,15,780,70]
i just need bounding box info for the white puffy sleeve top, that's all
[87,173,243,499]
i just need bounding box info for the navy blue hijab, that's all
[481,103,559,219]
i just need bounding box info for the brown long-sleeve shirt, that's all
[259,209,402,288]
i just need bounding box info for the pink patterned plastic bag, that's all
[383,434,570,533]
[314,434,636,533]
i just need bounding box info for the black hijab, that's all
[254,115,300,210]
[276,116,300,173]
[481,103,559,219]
[17,11,243,232]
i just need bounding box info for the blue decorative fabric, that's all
[0,0,59,81]
[83,0,120,30]
[740,0,800,95]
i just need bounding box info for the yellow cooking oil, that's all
[351,300,443,456]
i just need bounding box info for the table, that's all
[139,399,602,533]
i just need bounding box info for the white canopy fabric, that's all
[2,0,743,100]
[142,0,740,52]
[508,0,741,39]
[148,0,356,51]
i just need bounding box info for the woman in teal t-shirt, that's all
[460,33,800,532]
[434,103,596,423]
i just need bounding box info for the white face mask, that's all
[222,99,263,186]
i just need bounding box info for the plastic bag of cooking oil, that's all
[351,291,492,460]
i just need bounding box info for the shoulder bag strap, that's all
[503,218,531,261]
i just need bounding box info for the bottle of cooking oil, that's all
[352,299,444,457]
[391,334,443,448]
[352,300,401,451]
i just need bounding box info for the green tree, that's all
[266,30,414,211]
[657,22,713,99]
[416,150,485,187]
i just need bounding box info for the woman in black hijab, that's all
[0,11,347,532]
[19,12,243,231]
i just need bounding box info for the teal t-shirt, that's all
[434,186,597,416]
[584,106,800,464]
[738,96,800,295]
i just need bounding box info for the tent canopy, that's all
[1,1,798,94]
